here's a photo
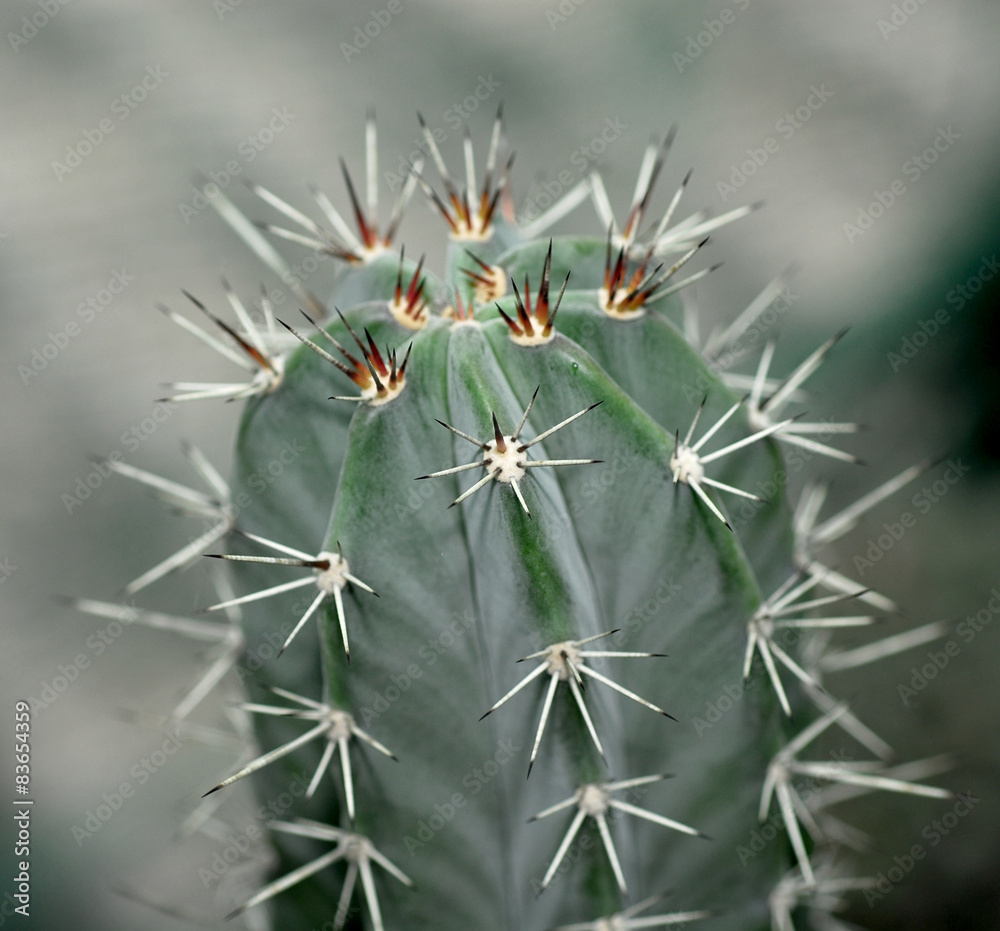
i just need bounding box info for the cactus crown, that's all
[86,108,952,931]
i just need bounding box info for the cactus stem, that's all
[533,775,702,894]
[419,391,601,514]
[482,632,671,776]
[227,821,412,927]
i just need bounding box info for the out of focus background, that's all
[2,2,999,929]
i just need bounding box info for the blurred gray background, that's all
[2,1,999,928]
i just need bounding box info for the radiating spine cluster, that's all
[78,109,955,931]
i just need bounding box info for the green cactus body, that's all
[114,112,952,931]
[218,216,796,929]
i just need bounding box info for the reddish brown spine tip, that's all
[492,413,507,452]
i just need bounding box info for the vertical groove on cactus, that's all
[82,109,957,931]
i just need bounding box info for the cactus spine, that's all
[84,109,952,931]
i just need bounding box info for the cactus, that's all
[85,109,954,931]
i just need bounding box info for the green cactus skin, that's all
[225,274,790,927]
[101,111,953,931]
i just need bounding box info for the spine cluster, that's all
[80,109,953,931]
